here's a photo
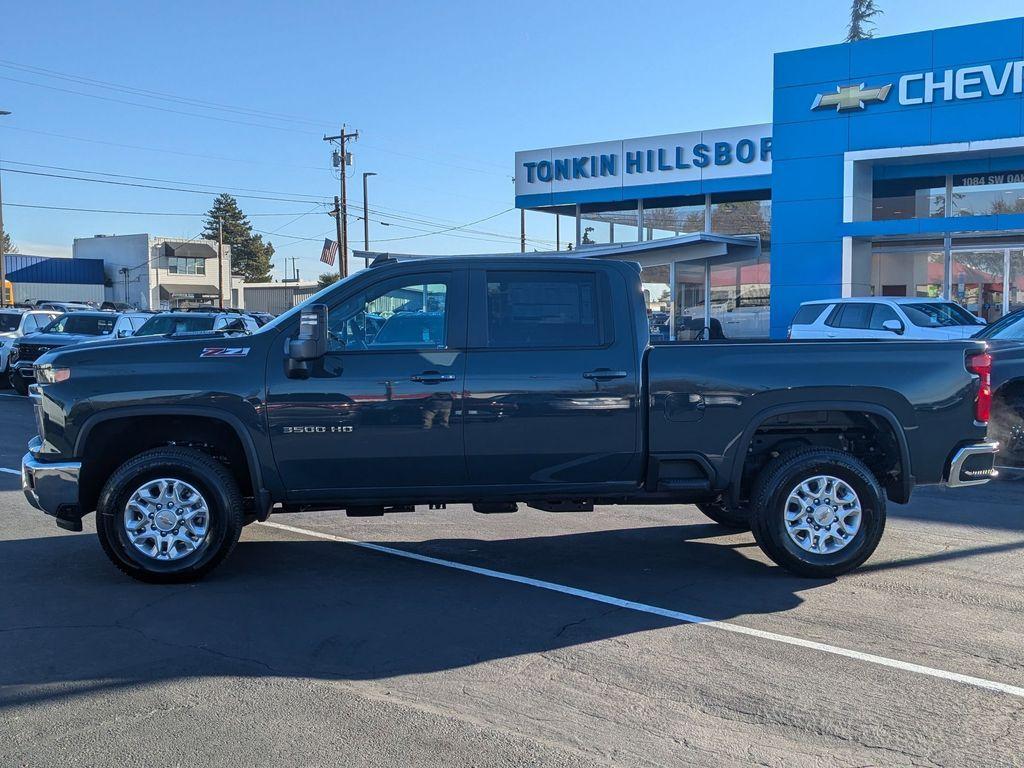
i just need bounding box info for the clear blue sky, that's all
[1,0,1022,280]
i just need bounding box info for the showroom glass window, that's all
[872,177,946,220]
[951,171,1024,217]
[578,201,640,245]
[643,195,706,240]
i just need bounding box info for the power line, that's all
[0,167,331,205]
[0,58,332,129]
[1,160,330,202]
[0,74,319,136]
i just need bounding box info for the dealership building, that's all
[514,16,1024,339]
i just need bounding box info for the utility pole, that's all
[555,215,560,251]
[0,110,10,308]
[362,171,377,267]
[333,196,344,279]
[324,125,359,279]
[217,217,224,308]
[520,209,526,253]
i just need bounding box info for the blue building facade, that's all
[515,17,1024,339]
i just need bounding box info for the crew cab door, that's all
[265,268,469,495]
[462,265,642,490]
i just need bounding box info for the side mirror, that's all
[975,315,987,325]
[287,304,328,378]
[882,319,904,335]
[117,329,130,338]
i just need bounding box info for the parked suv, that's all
[789,297,986,340]
[0,308,61,385]
[132,311,259,337]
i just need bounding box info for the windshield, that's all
[976,310,1024,339]
[136,315,216,336]
[43,314,116,336]
[0,314,19,332]
[900,302,978,328]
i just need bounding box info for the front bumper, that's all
[12,361,35,380]
[22,444,83,531]
[945,442,999,488]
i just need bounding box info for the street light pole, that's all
[0,110,10,308]
[362,172,377,267]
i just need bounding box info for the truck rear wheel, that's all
[749,448,885,578]
[695,501,750,530]
[96,447,244,583]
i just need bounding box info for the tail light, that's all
[967,352,992,423]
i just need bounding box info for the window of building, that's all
[951,170,1024,217]
[485,271,607,348]
[579,202,640,245]
[872,177,946,220]
[710,197,771,245]
[166,256,207,275]
[871,250,944,299]
[642,196,705,240]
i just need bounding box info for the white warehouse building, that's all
[72,233,245,309]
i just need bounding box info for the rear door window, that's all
[484,271,609,348]
[868,303,900,330]
[827,303,873,329]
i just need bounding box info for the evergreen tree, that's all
[1,228,16,254]
[201,193,274,282]
[846,0,881,42]
[317,272,340,289]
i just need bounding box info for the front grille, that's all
[16,344,54,363]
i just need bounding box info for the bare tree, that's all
[846,0,882,42]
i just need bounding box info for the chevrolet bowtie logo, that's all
[811,83,893,111]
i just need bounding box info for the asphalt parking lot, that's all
[1,391,1023,767]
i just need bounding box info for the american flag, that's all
[320,238,339,266]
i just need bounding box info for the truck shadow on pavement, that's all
[0,522,819,709]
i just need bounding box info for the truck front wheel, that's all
[749,448,886,578]
[95,447,244,583]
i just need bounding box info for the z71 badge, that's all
[200,347,250,358]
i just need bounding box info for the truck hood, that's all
[15,332,108,348]
[36,330,260,369]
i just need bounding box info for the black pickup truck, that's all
[21,255,997,582]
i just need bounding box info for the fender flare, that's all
[75,405,270,511]
[727,400,913,506]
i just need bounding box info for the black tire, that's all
[696,501,750,530]
[96,447,244,583]
[0,369,10,389]
[749,448,886,578]
[10,373,28,395]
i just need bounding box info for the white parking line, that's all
[0,393,27,399]
[0,467,19,475]
[262,519,1024,700]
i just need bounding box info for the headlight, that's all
[9,347,18,363]
[35,364,70,384]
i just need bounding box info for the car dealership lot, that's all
[1,394,1023,767]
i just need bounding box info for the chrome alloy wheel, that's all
[123,478,210,561]
[783,475,862,555]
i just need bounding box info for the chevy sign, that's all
[899,59,1024,104]
[812,59,1024,112]
[515,123,772,197]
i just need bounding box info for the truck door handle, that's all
[411,371,456,384]
[583,369,628,380]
